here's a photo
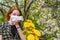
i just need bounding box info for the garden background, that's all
[0,0,60,40]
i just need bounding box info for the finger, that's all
[11,21,15,25]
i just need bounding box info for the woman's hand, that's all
[11,20,20,25]
[11,20,21,29]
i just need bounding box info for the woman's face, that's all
[9,10,20,25]
[10,10,20,16]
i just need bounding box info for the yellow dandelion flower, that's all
[23,22,35,29]
[27,34,35,40]
[27,30,33,34]
[26,20,32,23]
[23,22,30,28]
[29,23,35,28]
[33,29,41,36]
[22,30,26,34]
[35,36,39,40]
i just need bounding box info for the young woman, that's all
[0,6,26,40]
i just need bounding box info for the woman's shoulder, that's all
[2,21,11,30]
[0,22,8,27]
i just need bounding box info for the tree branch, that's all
[26,0,33,13]
[24,0,27,13]
[15,0,19,7]
[0,2,11,8]
[24,0,33,19]
[24,0,27,19]
[0,7,6,17]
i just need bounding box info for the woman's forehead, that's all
[12,10,20,13]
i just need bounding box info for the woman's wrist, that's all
[15,25,21,30]
[15,25,20,29]
[16,27,20,29]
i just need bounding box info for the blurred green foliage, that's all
[0,15,4,22]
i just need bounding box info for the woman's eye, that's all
[12,13,20,16]
[13,13,16,15]
[17,15,19,16]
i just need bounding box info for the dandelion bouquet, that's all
[23,20,41,40]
